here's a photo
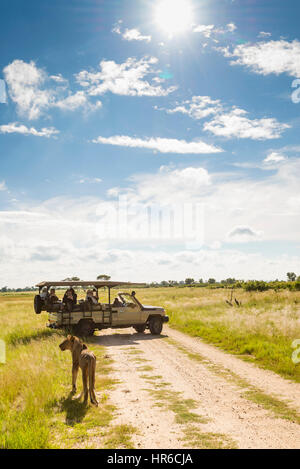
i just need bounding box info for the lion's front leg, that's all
[72,363,79,393]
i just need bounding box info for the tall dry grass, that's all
[0,293,115,448]
[138,287,300,382]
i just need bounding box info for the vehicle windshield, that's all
[119,293,136,306]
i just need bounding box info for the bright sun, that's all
[154,0,194,36]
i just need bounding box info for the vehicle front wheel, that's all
[75,319,95,337]
[134,324,146,333]
[149,316,163,335]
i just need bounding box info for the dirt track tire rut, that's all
[93,327,300,449]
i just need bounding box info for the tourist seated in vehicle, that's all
[63,288,76,312]
[82,289,99,312]
[63,288,77,306]
[85,289,98,305]
[40,287,48,301]
[48,288,59,304]
[113,296,124,307]
[92,288,99,301]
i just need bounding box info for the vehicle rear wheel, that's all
[149,316,163,335]
[75,319,95,337]
[34,295,43,314]
[134,324,146,333]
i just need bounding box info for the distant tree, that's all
[222,278,236,285]
[287,272,297,282]
[62,276,80,282]
[149,281,159,287]
[185,278,195,285]
[0,286,8,292]
[168,280,178,286]
[198,279,203,284]
[160,280,169,287]
[97,274,111,281]
[208,278,216,284]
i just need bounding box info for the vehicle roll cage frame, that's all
[36,281,146,308]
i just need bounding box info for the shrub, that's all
[243,281,269,292]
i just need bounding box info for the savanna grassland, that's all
[139,287,300,382]
[1,286,300,448]
[0,292,121,449]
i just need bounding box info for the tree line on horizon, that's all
[1,273,300,293]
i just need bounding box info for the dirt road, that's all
[93,326,300,449]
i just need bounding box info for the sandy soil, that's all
[93,325,300,449]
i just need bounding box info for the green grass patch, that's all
[138,365,154,372]
[126,349,144,355]
[140,374,163,380]
[104,424,137,449]
[146,388,207,425]
[182,426,237,449]
[243,390,300,425]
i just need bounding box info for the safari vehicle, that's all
[34,281,169,336]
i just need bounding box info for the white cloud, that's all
[264,152,286,164]
[160,96,222,120]
[116,159,300,247]
[92,135,223,154]
[3,159,300,285]
[193,22,237,37]
[128,166,211,203]
[123,28,151,42]
[3,60,100,119]
[107,187,120,198]
[0,181,7,191]
[223,39,300,78]
[193,24,215,37]
[0,122,59,138]
[53,91,102,112]
[228,225,262,242]
[112,21,151,42]
[159,96,290,140]
[75,57,177,97]
[1,215,297,286]
[3,60,52,119]
[77,177,102,184]
[50,74,68,84]
[226,23,237,33]
[203,108,290,140]
[258,31,272,38]
[54,91,88,110]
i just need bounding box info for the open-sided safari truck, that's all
[34,281,169,336]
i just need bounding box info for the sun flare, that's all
[154,0,194,36]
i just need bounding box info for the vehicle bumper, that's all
[163,315,169,323]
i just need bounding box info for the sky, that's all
[1,0,300,287]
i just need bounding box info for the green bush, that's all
[243,281,269,292]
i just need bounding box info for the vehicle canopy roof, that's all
[36,281,146,288]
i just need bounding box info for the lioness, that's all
[59,335,98,406]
